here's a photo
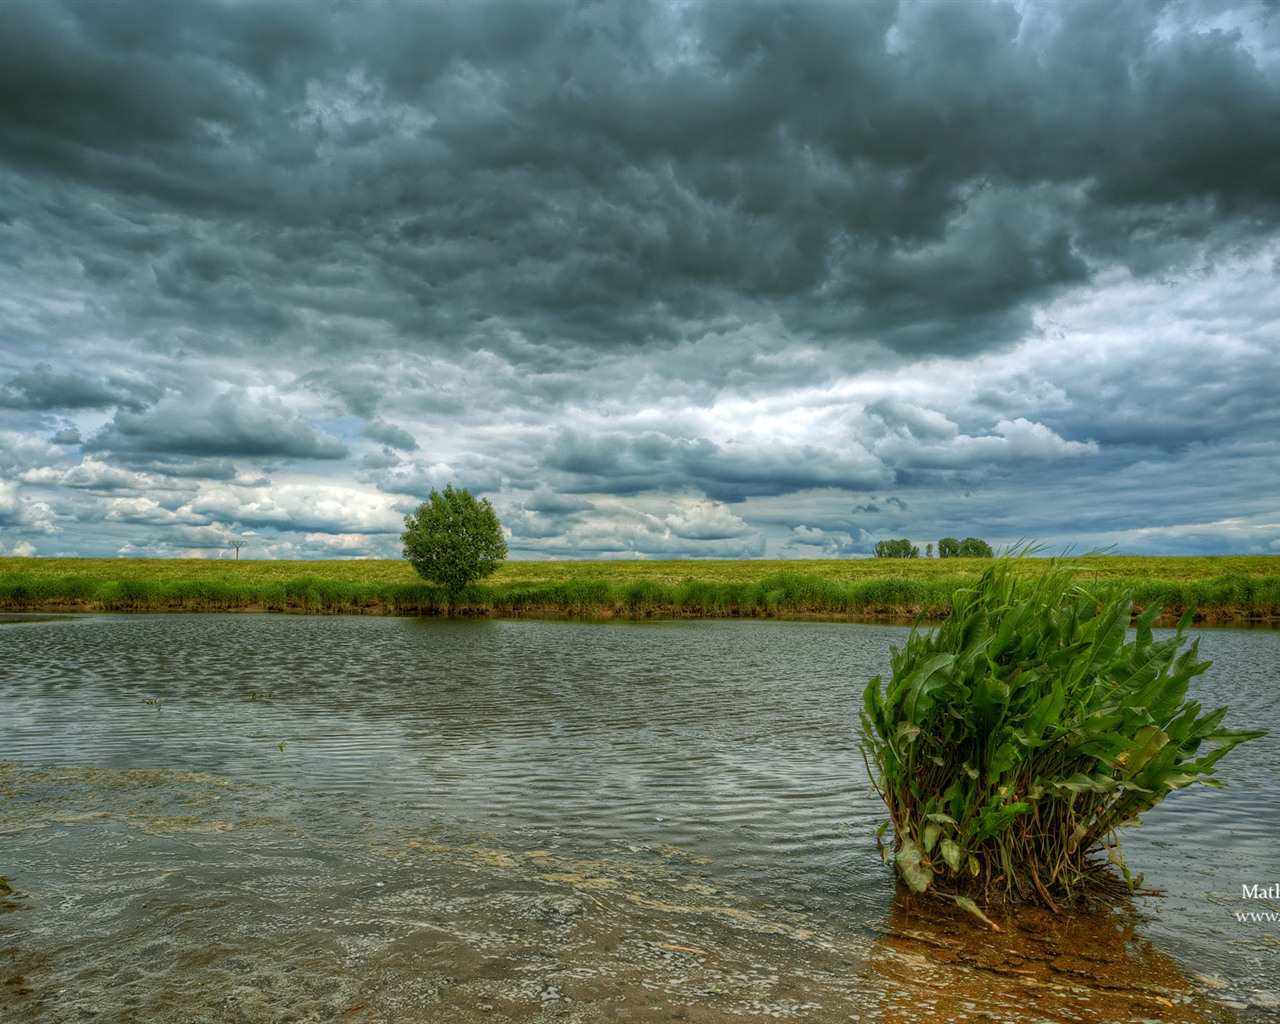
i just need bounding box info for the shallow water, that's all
[1,614,1277,1022]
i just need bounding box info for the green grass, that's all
[0,554,1277,621]
[860,553,1266,913]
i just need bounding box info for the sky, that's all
[1,0,1278,562]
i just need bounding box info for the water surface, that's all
[2,615,1277,1021]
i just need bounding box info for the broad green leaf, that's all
[1053,772,1125,795]
[896,839,934,893]
[1122,725,1169,774]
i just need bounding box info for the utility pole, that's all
[231,541,247,560]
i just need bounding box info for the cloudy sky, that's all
[1,0,1277,561]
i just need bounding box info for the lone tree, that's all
[938,537,994,558]
[874,538,919,558]
[401,485,507,602]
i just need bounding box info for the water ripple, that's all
[2,613,1278,1017]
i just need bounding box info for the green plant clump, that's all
[860,553,1265,911]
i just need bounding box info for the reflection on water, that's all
[1,614,1277,1021]
[871,897,1244,1024]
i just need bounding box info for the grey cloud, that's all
[500,491,596,542]
[127,458,242,481]
[501,507,570,542]
[84,392,348,462]
[186,484,401,537]
[868,405,1097,471]
[359,449,402,471]
[524,490,595,515]
[506,499,766,560]
[0,481,26,525]
[369,454,508,500]
[1,2,1276,560]
[853,496,909,515]
[782,525,868,558]
[21,460,151,492]
[0,363,145,411]
[362,419,418,451]
[1052,352,1280,453]
[2,0,1275,373]
[865,400,958,443]
[546,428,890,502]
[304,364,472,422]
[101,499,211,529]
[0,431,66,475]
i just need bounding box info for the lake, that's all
[2,614,1277,1022]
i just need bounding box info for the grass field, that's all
[1,554,1277,622]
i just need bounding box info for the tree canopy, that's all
[938,537,994,558]
[874,538,919,558]
[401,485,507,597]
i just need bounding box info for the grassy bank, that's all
[1,555,1277,623]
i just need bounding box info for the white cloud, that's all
[22,457,160,491]
[872,415,1096,469]
[1110,516,1280,556]
[663,500,753,541]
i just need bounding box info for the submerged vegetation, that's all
[0,554,1276,622]
[860,554,1266,913]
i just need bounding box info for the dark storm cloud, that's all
[1052,350,1280,454]
[524,490,595,515]
[83,392,348,462]
[546,428,888,502]
[361,419,418,452]
[1,1,1277,559]
[0,363,147,411]
[2,0,1276,368]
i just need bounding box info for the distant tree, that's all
[925,543,933,559]
[401,485,507,602]
[937,537,994,558]
[874,538,920,559]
